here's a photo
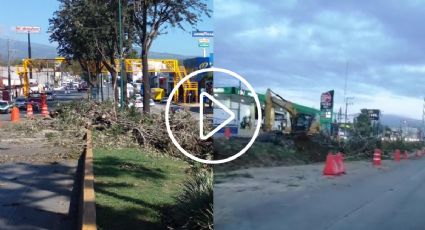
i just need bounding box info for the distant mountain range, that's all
[350,112,422,128]
[0,38,194,62]
[379,114,422,128]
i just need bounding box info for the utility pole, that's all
[345,97,354,124]
[28,31,33,80]
[237,80,241,122]
[7,39,12,101]
[422,97,425,140]
[344,61,349,124]
[118,0,125,109]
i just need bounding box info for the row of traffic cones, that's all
[321,148,425,176]
[26,103,48,118]
[8,102,48,122]
[374,148,424,167]
[323,152,346,176]
[393,149,410,161]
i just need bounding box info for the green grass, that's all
[93,148,190,230]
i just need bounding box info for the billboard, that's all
[320,90,334,123]
[198,38,210,47]
[320,90,334,110]
[16,26,41,33]
[362,109,380,120]
[192,31,214,37]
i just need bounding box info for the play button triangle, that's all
[199,92,235,140]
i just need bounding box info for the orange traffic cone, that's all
[335,152,346,174]
[402,150,409,160]
[224,127,231,140]
[323,153,340,176]
[41,103,49,117]
[394,149,401,161]
[10,107,20,122]
[26,104,34,119]
[373,149,381,166]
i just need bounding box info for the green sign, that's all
[198,38,209,47]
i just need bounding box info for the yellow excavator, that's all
[264,88,320,136]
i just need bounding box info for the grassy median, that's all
[93,148,190,230]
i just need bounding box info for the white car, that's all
[0,100,12,113]
[135,94,142,101]
[128,99,155,108]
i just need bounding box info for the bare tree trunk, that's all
[111,71,119,103]
[142,48,150,113]
[123,70,128,104]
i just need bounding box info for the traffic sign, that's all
[192,31,214,37]
[198,38,210,47]
[16,26,41,33]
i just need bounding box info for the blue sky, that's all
[214,0,425,120]
[0,0,213,56]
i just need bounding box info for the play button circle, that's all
[165,67,262,164]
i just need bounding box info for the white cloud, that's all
[236,24,290,39]
[215,0,425,119]
[390,64,425,74]
[214,0,261,19]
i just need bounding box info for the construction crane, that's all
[18,58,198,103]
[264,88,320,136]
[18,57,65,96]
[124,59,198,103]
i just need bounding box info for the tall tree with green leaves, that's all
[49,0,102,87]
[355,110,373,137]
[49,0,134,103]
[130,0,211,113]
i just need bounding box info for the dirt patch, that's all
[0,120,82,164]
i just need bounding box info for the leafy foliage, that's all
[164,168,213,230]
[354,112,372,137]
[130,0,211,112]
[49,0,134,101]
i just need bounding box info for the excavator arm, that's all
[264,88,320,135]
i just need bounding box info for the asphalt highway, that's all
[215,157,425,230]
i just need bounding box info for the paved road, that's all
[0,91,86,229]
[0,162,78,230]
[215,157,425,230]
[0,91,87,122]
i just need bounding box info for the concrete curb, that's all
[78,129,97,230]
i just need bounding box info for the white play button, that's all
[165,67,261,164]
[199,92,235,140]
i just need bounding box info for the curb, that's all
[78,129,97,230]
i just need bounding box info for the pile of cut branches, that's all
[49,100,213,161]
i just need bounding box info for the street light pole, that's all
[28,31,33,80]
[7,39,12,101]
[118,0,125,109]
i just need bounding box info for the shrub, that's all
[164,168,213,230]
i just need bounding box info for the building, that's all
[213,87,322,137]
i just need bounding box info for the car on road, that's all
[14,97,27,110]
[170,104,182,113]
[134,94,142,101]
[46,91,56,101]
[128,99,155,108]
[0,100,12,113]
[129,99,144,108]
[160,97,169,104]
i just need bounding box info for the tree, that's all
[355,110,372,137]
[49,0,104,89]
[49,0,134,103]
[130,0,211,113]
